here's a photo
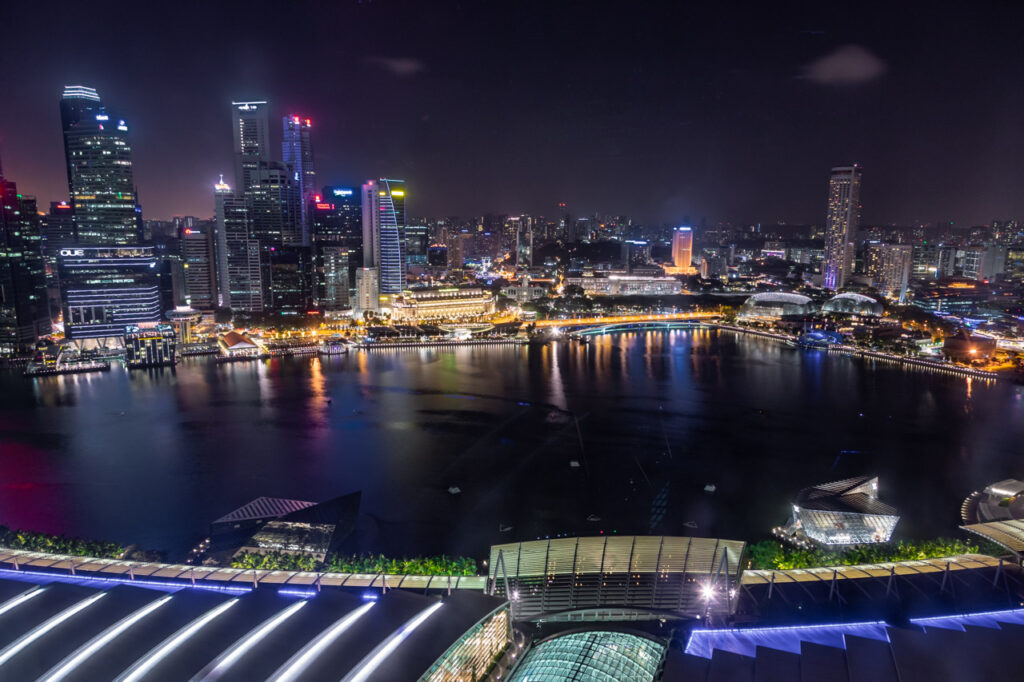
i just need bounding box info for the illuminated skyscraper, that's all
[181,221,218,310]
[671,226,692,269]
[282,116,315,241]
[875,244,913,302]
[214,177,262,312]
[516,222,533,267]
[231,101,270,192]
[0,164,51,355]
[361,179,406,297]
[823,165,862,290]
[59,85,140,246]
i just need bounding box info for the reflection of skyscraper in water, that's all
[823,165,862,290]
[671,226,692,269]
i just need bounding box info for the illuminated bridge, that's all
[532,312,718,330]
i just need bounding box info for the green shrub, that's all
[746,537,986,571]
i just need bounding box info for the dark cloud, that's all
[804,45,887,85]
[364,56,427,77]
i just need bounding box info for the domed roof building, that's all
[737,292,815,320]
[822,292,883,316]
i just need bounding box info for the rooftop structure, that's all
[488,535,745,622]
[0,572,508,681]
[236,492,361,561]
[821,292,883,316]
[565,274,682,296]
[737,292,815,321]
[785,476,898,546]
[510,630,664,682]
[218,331,261,357]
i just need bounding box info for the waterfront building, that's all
[823,165,862,290]
[165,305,202,344]
[180,222,218,310]
[737,292,815,321]
[214,177,262,312]
[58,245,172,344]
[361,179,406,298]
[123,325,176,367]
[0,169,51,355]
[218,330,262,357]
[231,100,270,192]
[566,274,682,296]
[59,85,141,246]
[354,266,379,313]
[875,243,913,302]
[671,226,693,270]
[821,292,883,316]
[234,492,360,561]
[786,476,898,545]
[281,115,315,236]
[942,329,997,362]
[390,287,495,323]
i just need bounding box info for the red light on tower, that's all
[184,228,193,235]
[314,194,322,202]
[305,118,311,126]
[293,115,300,123]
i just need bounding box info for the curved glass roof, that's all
[743,292,812,305]
[509,630,664,681]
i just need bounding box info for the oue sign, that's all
[59,249,85,257]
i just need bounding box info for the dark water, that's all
[2,329,1022,561]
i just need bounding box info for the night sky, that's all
[2,1,1022,225]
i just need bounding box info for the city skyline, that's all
[2,2,1024,225]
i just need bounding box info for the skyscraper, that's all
[671,226,692,270]
[59,85,140,246]
[246,161,302,246]
[405,225,429,266]
[231,101,270,192]
[875,244,913,303]
[282,116,315,240]
[0,163,51,355]
[823,165,862,290]
[516,222,533,267]
[181,221,218,310]
[214,177,262,312]
[361,179,406,298]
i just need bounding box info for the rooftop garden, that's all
[746,537,987,571]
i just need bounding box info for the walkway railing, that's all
[0,547,487,592]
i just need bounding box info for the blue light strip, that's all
[0,566,252,595]
[685,619,889,657]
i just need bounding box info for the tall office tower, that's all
[960,245,1007,282]
[823,165,862,290]
[0,165,51,355]
[516,223,533,267]
[265,245,313,312]
[912,243,938,279]
[448,232,467,269]
[58,246,172,345]
[876,244,913,302]
[405,225,429,266]
[671,226,693,269]
[312,187,361,298]
[40,201,76,313]
[319,246,350,309]
[180,221,218,310]
[354,267,378,313]
[361,179,406,297]
[59,85,140,246]
[282,116,315,240]
[246,161,302,246]
[214,177,262,312]
[231,101,270,191]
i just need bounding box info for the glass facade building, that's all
[361,179,406,296]
[124,325,176,367]
[282,116,315,240]
[59,85,141,246]
[509,631,664,682]
[231,101,270,192]
[181,222,218,310]
[423,605,510,682]
[214,179,263,312]
[58,245,172,341]
[0,172,51,355]
[787,476,899,546]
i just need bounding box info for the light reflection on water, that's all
[0,329,1021,560]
